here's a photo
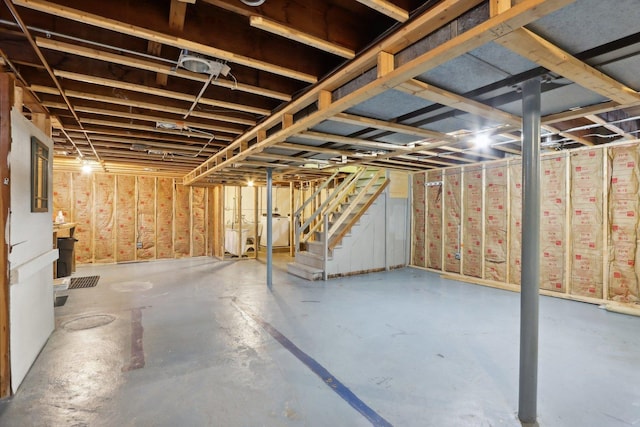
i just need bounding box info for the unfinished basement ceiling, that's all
[1,0,639,184]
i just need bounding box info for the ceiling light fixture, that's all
[156,121,185,130]
[241,0,266,6]
[474,134,491,149]
[81,162,92,174]
[177,50,230,77]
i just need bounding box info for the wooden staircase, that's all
[287,168,389,280]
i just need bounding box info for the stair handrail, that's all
[294,170,339,254]
[300,168,366,244]
[327,170,388,250]
[293,170,340,220]
[321,169,366,219]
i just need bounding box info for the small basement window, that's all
[31,136,49,212]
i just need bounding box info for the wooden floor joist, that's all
[183,0,578,185]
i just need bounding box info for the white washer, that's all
[259,216,290,247]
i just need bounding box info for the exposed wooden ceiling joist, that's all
[6,0,634,182]
[184,0,492,183]
[187,0,569,184]
[397,79,522,127]
[330,112,456,141]
[298,130,414,152]
[496,28,640,105]
[249,16,355,59]
[31,85,251,130]
[585,114,635,140]
[42,101,237,139]
[35,38,292,101]
[52,70,271,116]
[355,0,409,22]
[12,0,319,83]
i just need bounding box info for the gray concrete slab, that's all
[1,256,639,426]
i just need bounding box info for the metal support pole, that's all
[266,168,273,290]
[323,214,329,281]
[519,77,541,425]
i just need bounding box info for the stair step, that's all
[287,262,323,281]
[306,240,325,256]
[296,250,325,269]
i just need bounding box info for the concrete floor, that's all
[1,255,639,427]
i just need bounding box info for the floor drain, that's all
[62,314,116,331]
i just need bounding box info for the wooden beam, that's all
[14,0,317,83]
[585,114,635,140]
[490,0,512,16]
[397,79,522,127]
[497,28,640,105]
[31,112,51,137]
[33,85,253,128]
[331,112,457,140]
[250,16,354,59]
[0,73,13,398]
[282,113,294,129]
[78,118,220,139]
[51,70,271,116]
[377,51,394,78]
[35,38,291,101]
[299,130,413,152]
[42,101,241,137]
[62,126,221,145]
[355,0,409,22]
[184,0,578,184]
[278,142,346,156]
[542,101,621,124]
[318,90,332,110]
[147,41,168,86]
[544,124,594,146]
[73,136,221,152]
[183,0,487,183]
[13,86,23,111]
[169,0,188,31]
[398,79,596,147]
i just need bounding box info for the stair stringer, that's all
[325,195,387,277]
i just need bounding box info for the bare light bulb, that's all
[474,134,490,149]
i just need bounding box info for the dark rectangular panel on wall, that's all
[443,168,461,273]
[137,176,156,260]
[570,149,604,298]
[508,161,522,285]
[484,164,507,282]
[607,145,640,303]
[116,176,136,262]
[540,156,566,292]
[72,173,93,263]
[174,184,191,257]
[426,170,443,270]
[93,174,115,263]
[156,178,174,259]
[192,187,206,256]
[463,165,483,278]
[412,172,426,267]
